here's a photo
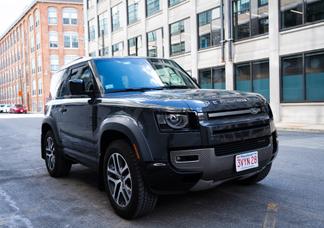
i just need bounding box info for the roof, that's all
[0,0,83,40]
[58,56,167,71]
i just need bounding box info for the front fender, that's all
[98,115,153,161]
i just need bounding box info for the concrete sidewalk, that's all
[276,122,324,133]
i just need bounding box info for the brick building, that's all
[0,0,84,112]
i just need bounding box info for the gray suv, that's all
[41,57,278,219]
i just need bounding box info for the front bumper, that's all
[143,132,278,194]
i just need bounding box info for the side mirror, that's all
[68,79,85,95]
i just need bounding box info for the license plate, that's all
[235,151,259,172]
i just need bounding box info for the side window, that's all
[71,67,94,93]
[58,65,95,98]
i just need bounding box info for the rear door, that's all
[58,62,98,166]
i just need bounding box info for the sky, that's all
[0,0,34,36]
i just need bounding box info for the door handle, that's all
[59,106,67,113]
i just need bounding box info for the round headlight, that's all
[165,114,189,129]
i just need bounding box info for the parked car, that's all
[41,57,278,219]
[2,104,13,113]
[10,104,27,113]
[0,104,5,113]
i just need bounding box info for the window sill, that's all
[128,20,142,28]
[168,0,190,10]
[170,51,191,58]
[281,102,324,106]
[198,45,221,54]
[234,34,269,45]
[280,21,324,35]
[146,10,163,20]
[112,28,124,34]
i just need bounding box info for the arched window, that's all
[48,7,57,25]
[63,8,78,25]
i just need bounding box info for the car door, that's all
[59,63,98,166]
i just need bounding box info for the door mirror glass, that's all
[69,79,85,95]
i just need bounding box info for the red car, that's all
[10,104,27,114]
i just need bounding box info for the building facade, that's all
[84,0,324,124]
[0,0,84,112]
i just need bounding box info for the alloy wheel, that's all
[45,136,56,171]
[107,153,132,208]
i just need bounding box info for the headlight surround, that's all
[156,113,197,131]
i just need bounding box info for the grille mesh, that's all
[214,136,270,156]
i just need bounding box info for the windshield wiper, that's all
[163,85,191,89]
[107,87,164,93]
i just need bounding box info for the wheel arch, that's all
[41,118,60,159]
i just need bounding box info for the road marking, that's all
[0,188,33,228]
[262,202,278,228]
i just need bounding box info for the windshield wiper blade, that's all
[163,85,191,89]
[107,87,164,93]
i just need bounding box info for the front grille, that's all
[214,136,270,156]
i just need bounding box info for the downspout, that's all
[220,0,225,63]
[228,0,233,62]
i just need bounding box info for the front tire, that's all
[43,131,71,177]
[103,140,157,219]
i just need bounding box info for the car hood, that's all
[102,89,265,113]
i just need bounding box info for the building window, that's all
[36,33,40,50]
[128,0,140,24]
[49,32,58,48]
[99,47,109,56]
[198,7,222,50]
[169,0,185,7]
[280,0,324,30]
[170,19,190,56]
[64,32,78,48]
[147,30,157,57]
[29,15,34,31]
[32,80,36,96]
[128,36,142,56]
[281,51,324,102]
[37,55,42,73]
[146,0,160,17]
[112,42,123,56]
[88,19,96,41]
[111,3,122,32]
[63,8,78,25]
[199,67,225,89]
[50,55,59,72]
[48,7,57,25]
[235,60,270,100]
[87,0,94,9]
[98,12,109,37]
[64,55,79,65]
[31,57,36,74]
[233,0,269,41]
[35,10,40,27]
[38,79,42,95]
[30,35,35,52]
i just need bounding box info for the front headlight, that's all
[156,113,198,130]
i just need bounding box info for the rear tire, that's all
[238,164,272,185]
[103,140,157,219]
[43,131,71,177]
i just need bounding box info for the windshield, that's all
[94,58,198,93]
[15,104,23,108]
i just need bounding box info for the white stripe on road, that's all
[0,188,33,228]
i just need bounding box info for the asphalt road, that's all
[0,114,324,228]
